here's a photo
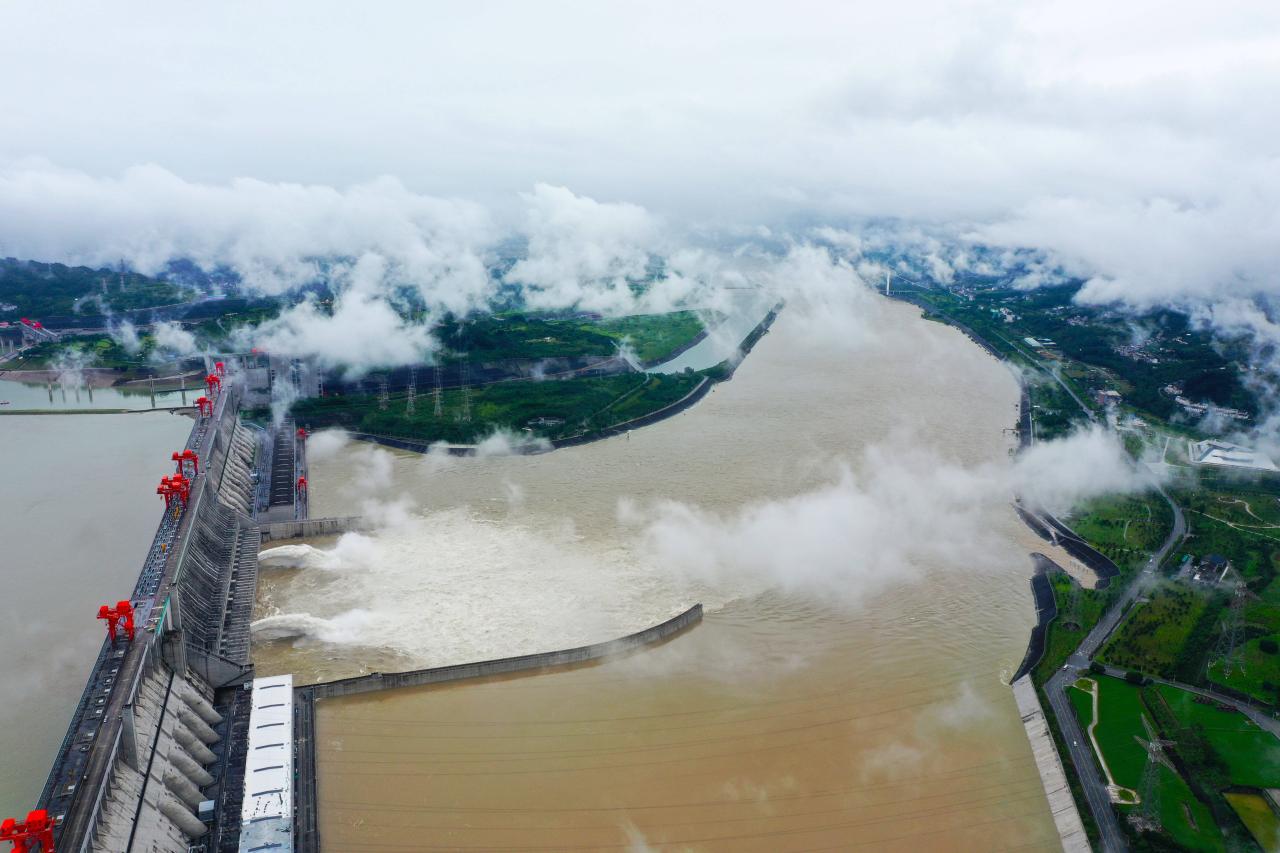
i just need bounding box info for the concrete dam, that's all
[17,360,702,853]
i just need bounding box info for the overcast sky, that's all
[1,1,1278,328]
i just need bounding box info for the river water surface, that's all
[0,405,191,817]
[253,299,1062,851]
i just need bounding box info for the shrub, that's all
[1261,638,1279,655]
[1125,670,1145,685]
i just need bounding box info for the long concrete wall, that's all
[1012,676,1091,852]
[304,603,702,700]
[259,516,368,542]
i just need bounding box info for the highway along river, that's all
[252,298,1062,851]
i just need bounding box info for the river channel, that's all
[253,298,1061,851]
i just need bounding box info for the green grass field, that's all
[1069,495,1175,573]
[439,311,706,365]
[593,312,707,363]
[1225,792,1280,852]
[1069,679,1094,730]
[1207,637,1280,708]
[1088,677,1151,789]
[291,371,705,444]
[1153,684,1280,788]
[1033,570,1109,684]
[1102,583,1220,679]
[1070,676,1223,850]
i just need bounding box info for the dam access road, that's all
[1043,483,1186,851]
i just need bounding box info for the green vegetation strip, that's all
[291,371,707,445]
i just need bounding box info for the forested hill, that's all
[0,257,187,320]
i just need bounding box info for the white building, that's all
[239,674,295,853]
[1189,439,1278,472]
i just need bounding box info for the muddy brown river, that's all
[253,298,1061,850]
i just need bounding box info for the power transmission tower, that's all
[406,367,416,416]
[1214,586,1249,677]
[377,377,389,411]
[433,365,443,417]
[1133,714,1176,831]
[459,357,472,422]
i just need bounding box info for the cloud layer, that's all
[0,1,1277,376]
[624,426,1152,604]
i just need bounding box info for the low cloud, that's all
[150,320,198,357]
[509,184,661,314]
[246,254,438,374]
[110,320,142,355]
[305,429,353,462]
[623,426,1151,605]
[474,428,553,457]
[1012,426,1153,514]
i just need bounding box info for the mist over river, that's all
[253,298,1062,850]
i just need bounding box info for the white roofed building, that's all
[1190,439,1278,472]
[239,674,295,853]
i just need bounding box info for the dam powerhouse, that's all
[0,356,318,853]
[1,355,703,853]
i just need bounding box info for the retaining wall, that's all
[1011,554,1059,682]
[305,603,702,700]
[1012,676,1091,852]
[551,377,712,449]
[260,516,368,542]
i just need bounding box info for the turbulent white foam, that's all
[250,609,376,644]
[258,544,337,570]
[254,510,698,668]
[258,535,379,571]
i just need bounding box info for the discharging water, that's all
[253,298,1061,850]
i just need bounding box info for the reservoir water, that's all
[0,408,192,817]
[0,375,191,411]
[253,298,1062,850]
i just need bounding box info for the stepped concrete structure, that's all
[33,362,306,853]
[29,354,708,853]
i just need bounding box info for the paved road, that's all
[1088,663,1280,738]
[1042,483,1186,852]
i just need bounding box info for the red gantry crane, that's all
[171,449,200,477]
[0,808,55,852]
[96,601,135,644]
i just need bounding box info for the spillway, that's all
[31,363,303,853]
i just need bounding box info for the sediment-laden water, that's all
[253,298,1062,850]
[0,410,193,817]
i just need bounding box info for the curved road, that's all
[1043,484,1186,852]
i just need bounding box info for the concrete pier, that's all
[1012,675,1091,852]
[259,515,369,542]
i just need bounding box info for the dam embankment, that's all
[302,602,702,700]
[291,604,703,853]
[259,516,369,542]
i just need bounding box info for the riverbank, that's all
[314,302,783,455]
[279,301,1058,850]
[0,366,204,391]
